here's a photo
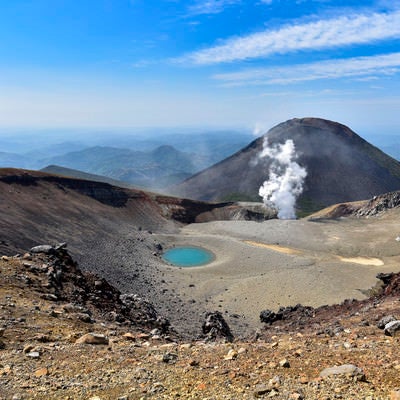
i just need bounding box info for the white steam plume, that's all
[252,122,268,137]
[258,139,307,219]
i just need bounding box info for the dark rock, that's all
[30,245,54,254]
[377,272,395,285]
[162,352,178,363]
[377,315,397,329]
[279,358,290,368]
[276,304,315,319]
[105,311,125,323]
[260,309,280,324]
[321,323,344,337]
[202,311,234,342]
[384,320,400,337]
[76,313,93,323]
[260,304,315,325]
[254,385,271,397]
[380,272,400,296]
[94,280,103,288]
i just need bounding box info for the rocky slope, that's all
[307,190,400,220]
[1,245,400,399]
[173,118,400,215]
[0,168,276,339]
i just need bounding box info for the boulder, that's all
[75,333,109,345]
[202,311,234,342]
[260,304,314,325]
[384,320,400,337]
[30,245,54,254]
[377,315,397,329]
[320,364,365,381]
[377,272,395,285]
[260,309,280,324]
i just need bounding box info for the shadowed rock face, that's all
[172,118,400,214]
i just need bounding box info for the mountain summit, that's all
[173,118,400,215]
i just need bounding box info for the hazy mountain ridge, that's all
[0,130,253,190]
[40,145,201,189]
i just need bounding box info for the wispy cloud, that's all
[187,0,241,16]
[181,9,400,64]
[213,52,400,86]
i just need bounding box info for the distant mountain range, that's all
[40,145,199,189]
[172,118,400,215]
[0,130,253,190]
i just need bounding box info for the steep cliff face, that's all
[1,170,133,207]
[173,118,400,214]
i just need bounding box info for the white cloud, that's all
[182,9,400,64]
[187,0,241,16]
[213,52,400,86]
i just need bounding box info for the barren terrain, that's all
[2,169,400,340]
[1,243,400,399]
[1,170,400,398]
[153,208,400,335]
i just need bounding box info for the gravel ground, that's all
[72,209,400,339]
[2,251,400,400]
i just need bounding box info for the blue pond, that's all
[162,246,214,267]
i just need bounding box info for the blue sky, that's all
[0,0,399,135]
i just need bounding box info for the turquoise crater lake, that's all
[162,246,214,267]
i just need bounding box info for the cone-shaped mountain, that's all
[173,118,400,215]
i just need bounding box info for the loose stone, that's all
[320,364,365,381]
[75,333,109,345]
[384,321,400,337]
